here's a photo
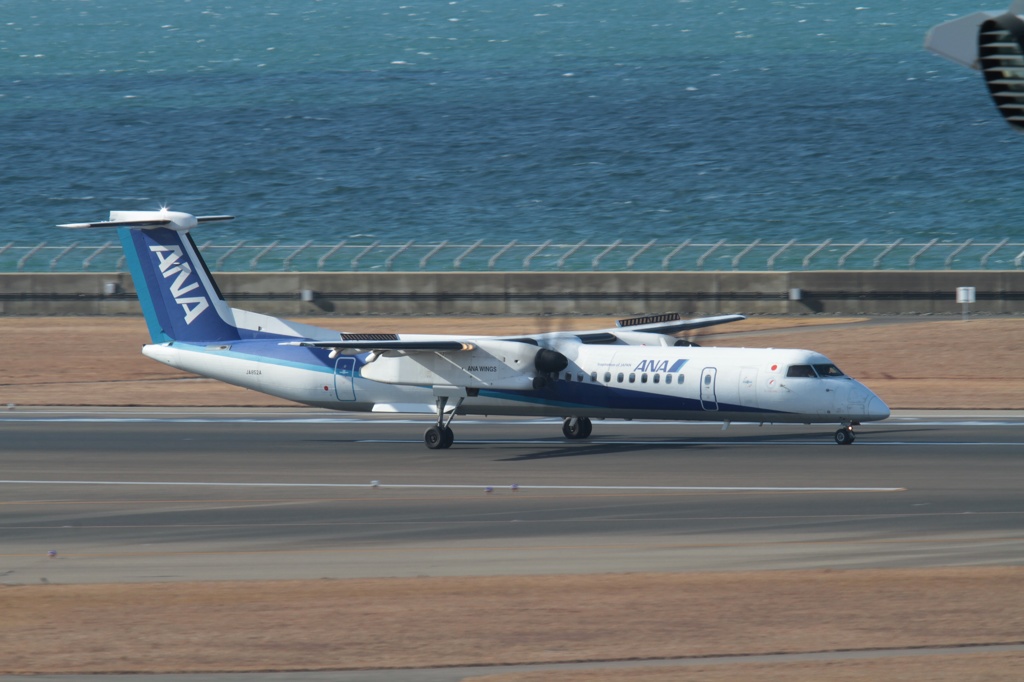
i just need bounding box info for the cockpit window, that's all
[786,363,845,378]
[786,364,816,377]
[813,364,844,377]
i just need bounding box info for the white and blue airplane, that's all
[60,210,890,448]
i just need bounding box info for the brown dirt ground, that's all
[2,315,1023,677]
[2,315,1023,408]
[1,568,1023,676]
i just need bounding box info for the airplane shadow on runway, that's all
[493,431,849,461]
[490,423,960,461]
[302,424,931,462]
[496,440,693,461]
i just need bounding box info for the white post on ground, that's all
[956,286,976,322]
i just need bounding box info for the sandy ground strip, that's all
[1,568,1023,675]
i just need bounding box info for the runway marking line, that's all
[2,533,1022,559]
[0,479,906,493]
[0,490,920,510]
[3,511,1023,529]
[361,439,1023,446]
[4,509,1024,530]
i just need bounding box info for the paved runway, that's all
[1,408,1023,584]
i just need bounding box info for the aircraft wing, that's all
[281,313,745,354]
[280,313,745,392]
[517,313,747,345]
[283,338,474,353]
[608,312,745,335]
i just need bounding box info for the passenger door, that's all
[700,367,718,411]
[334,357,357,401]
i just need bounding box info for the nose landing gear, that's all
[834,424,856,445]
[562,416,593,440]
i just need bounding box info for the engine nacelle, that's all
[978,13,1024,131]
[358,338,569,391]
[611,331,680,347]
[927,4,1024,132]
[534,347,569,374]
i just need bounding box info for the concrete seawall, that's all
[1,271,1022,316]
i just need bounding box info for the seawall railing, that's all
[3,239,1024,273]
[4,271,1022,317]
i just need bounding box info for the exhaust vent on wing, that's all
[616,313,680,328]
[341,333,401,341]
[980,12,1024,131]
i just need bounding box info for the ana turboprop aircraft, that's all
[60,210,889,448]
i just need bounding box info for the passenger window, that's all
[678,374,685,385]
[665,375,672,385]
[577,373,584,382]
[629,373,636,383]
[617,372,624,383]
[641,373,648,383]
[786,364,816,378]
[703,374,711,385]
[813,364,844,377]
[653,374,660,384]
[605,372,612,383]
[591,372,598,383]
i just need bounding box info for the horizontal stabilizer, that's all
[59,219,172,229]
[58,211,234,231]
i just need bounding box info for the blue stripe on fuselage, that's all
[482,380,781,415]
[166,344,782,416]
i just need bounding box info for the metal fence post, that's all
[592,239,623,270]
[661,239,691,270]
[802,238,832,270]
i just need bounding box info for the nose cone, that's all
[866,395,890,421]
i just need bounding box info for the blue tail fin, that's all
[118,224,241,343]
[60,210,241,343]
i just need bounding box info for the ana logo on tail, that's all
[150,244,209,324]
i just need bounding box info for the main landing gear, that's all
[562,416,593,440]
[425,392,464,450]
[424,424,454,449]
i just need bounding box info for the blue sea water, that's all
[2,0,1022,250]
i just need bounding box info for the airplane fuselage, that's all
[144,339,889,425]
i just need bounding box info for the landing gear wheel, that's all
[427,392,464,449]
[834,427,855,445]
[562,417,593,440]
[425,425,452,449]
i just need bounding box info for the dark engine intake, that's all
[534,348,569,374]
[979,12,1024,132]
